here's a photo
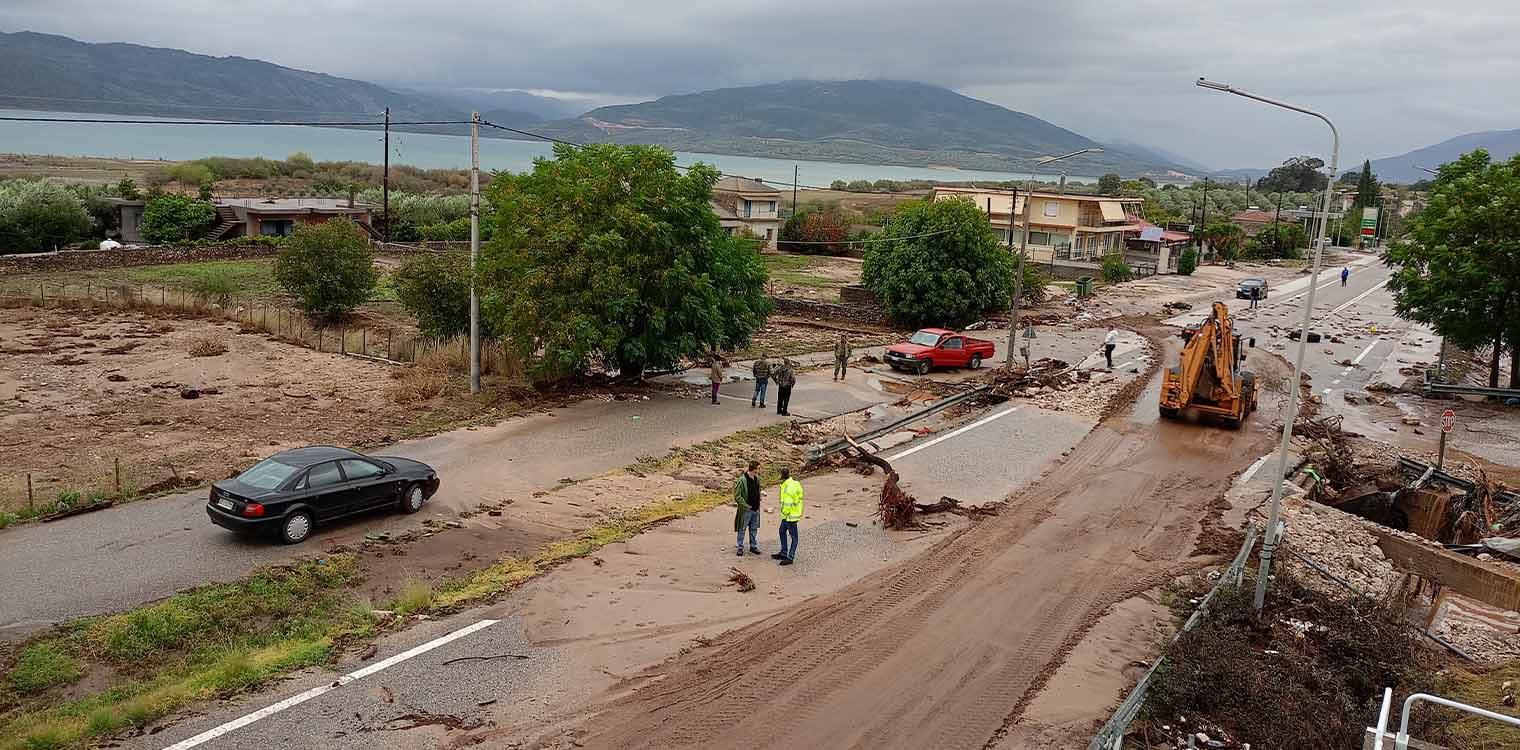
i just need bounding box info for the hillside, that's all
[1370,129,1520,182]
[533,81,1181,175]
[0,31,543,134]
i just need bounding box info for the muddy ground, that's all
[0,305,408,511]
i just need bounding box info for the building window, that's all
[260,219,294,237]
[765,228,774,241]
[1043,201,1060,218]
[1028,230,1056,247]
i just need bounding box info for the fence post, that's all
[340,327,346,355]
[26,473,33,514]
[387,329,393,360]
[86,282,92,300]
[39,283,44,305]
[114,457,121,497]
[161,286,166,306]
[362,327,367,356]
[318,327,324,353]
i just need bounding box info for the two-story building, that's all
[711,176,782,249]
[933,186,1145,276]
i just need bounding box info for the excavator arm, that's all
[1161,302,1250,424]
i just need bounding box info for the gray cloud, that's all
[4,0,1519,169]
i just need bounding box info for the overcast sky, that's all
[4,0,1519,169]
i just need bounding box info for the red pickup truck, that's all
[884,328,996,375]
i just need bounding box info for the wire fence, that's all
[0,279,481,365]
[1086,520,1262,750]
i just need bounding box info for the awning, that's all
[1098,201,1125,222]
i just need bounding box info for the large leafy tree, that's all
[778,207,850,255]
[1199,222,1246,262]
[1247,223,1307,260]
[1385,149,1520,387]
[1097,173,1123,195]
[273,219,377,319]
[0,180,92,253]
[1256,161,1329,193]
[141,194,215,243]
[861,197,1019,327]
[479,144,770,380]
[393,251,481,338]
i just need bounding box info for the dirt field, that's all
[761,252,864,303]
[0,305,409,511]
[0,154,168,186]
[508,332,1294,750]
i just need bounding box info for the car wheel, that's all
[280,511,313,545]
[399,483,426,514]
[969,354,983,370]
[917,360,931,376]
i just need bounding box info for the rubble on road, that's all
[1280,492,1400,598]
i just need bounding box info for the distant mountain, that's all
[1102,138,1210,176]
[1369,129,1520,183]
[531,80,1183,175]
[387,85,585,121]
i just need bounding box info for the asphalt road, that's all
[0,368,886,638]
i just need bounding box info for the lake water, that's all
[0,109,1095,187]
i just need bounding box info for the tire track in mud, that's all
[510,327,1286,750]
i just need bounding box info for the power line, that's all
[0,93,399,117]
[757,228,955,246]
[0,115,471,127]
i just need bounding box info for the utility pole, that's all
[1274,191,1284,257]
[792,165,799,214]
[382,107,390,242]
[469,112,481,395]
[1199,178,1210,259]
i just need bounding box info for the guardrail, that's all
[1423,369,1520,400]
[806,385,988,462]
[1085,520,1261,750]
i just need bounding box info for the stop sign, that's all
[1441,409,1456,434]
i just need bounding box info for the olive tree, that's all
[861,197,1019,327]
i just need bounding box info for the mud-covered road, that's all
[531,331,1292,750]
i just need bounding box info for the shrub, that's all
[777,208,850,255]
[188,336,228,357]
[393,251,475,338]
[116,177,142,201]
[9,642,83,694]
[141,194,216,243]
[862,197,1014,327]
[1247,223,1307,260]
[273,219,377,319]
[190,268,238,305]
[164,162,214,186]
[417,216,472,242]
[0,179,94,253]
[1101,254,1133,283]
[1177,247,1198,276]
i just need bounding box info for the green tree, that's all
[0,180,93,253]
[393,251,478,338]
[1352,160,1380,210]
[197,179,215,202]
[1385,149,1520,387]
[861,197,1016,327]
[479,144,770,380]
[1257,162,1329,193]
[1199,222,1246,262]
[116,177,142,201]
[1097,173,1123,195]
[1177,247,1198,276]
[274,219,377,319]
[141,194,216,243]
[1101,254,1133,283]
[778,207,850,255]
[1248,223,1307,259]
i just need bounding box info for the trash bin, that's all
[1074,276,1094,298]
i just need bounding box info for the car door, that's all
[338,458,394,510]
[298,460,350,520]
[939,336,966,367]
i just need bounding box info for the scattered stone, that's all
[105,373,129,382]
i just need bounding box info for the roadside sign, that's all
[1441,409,1456,434]
[1360,207,1378,237]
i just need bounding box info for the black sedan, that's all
[207,446,440,544]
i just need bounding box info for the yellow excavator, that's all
[1159,301,1257,428]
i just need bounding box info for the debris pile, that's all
[979,358,1078,402]
[728,567,755,593]
[1279,492,1400,598]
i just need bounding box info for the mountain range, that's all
[0,31,1187,175]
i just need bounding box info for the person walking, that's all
[833,334,852,381]
[751,354,771,409]
[707,355,726,405]
[773,468,804,565]
[774,358,796,416]
[1103,327,1118,370]
[1341,266,1350,287]
[733,461,761,556]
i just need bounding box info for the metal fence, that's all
[1086,520,1262,750]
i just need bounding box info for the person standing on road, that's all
[1103,327,1119,370]
[733,461,762,556]
[708,355,726,405]
[774,468,804,565]
[1341,266,1350,287]
[751,354,771,409]
[833,334,852,381]
[1249,286,1260,310]
[774,358,796,416]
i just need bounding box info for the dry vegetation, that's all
[185,335,227,357]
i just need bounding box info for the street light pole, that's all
[1197,78,1338,610]
[1004,147,1103,371]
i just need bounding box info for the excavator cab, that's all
[1159,302,1258,428]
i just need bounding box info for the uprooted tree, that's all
[1385,149,1520,388]
[479,144,771,380]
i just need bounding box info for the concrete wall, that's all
[1369,527,1520,612]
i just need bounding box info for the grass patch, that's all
[1437,661,1520,747]
[390,580,435,616]
[761,254,846,290]
[0,556,374,750]
[116,260,283,300]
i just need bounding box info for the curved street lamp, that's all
[1196,78,1339,610]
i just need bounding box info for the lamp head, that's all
[1196,78,1231,92]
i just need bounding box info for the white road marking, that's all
[1284,276,1340,304]
[1332,379,1341,386]
[1115,360,1137,371]
[1352,340,1379,365]
[1321,388,1333,396]
[886,406,1019,461]
[1315,279,1390,323]
[160,619,499,750]
[1239,455,1270,483]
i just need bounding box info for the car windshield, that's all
[1243,279,1264,287]
[909,331,943,346]
[237,457,301,490]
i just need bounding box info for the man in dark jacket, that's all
[733,460,761,555]
[773,359,796,417]
[751,354,771,409]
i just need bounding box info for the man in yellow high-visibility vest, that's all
[773,468,804,565]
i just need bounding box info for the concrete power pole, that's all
[382,107,390,243]
[469,112,481,395]
[1002,184,1020,371]
[792,165,799,214]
